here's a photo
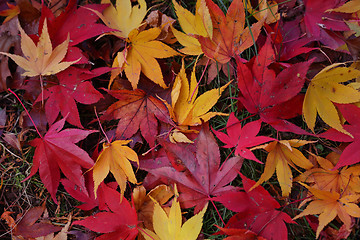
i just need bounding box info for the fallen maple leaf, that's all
[250,139,314,197]
[213,173,294,240]
[11,204,62,239]
[133,185,174,235]
[213,113,274,163]
[24,118,96,203]
[172,0,212,55]
[140,123,243,213]
[92,139,139,199]
[165,60,230,127]
[196,0,263,64]
[245,0,279,24]
[101,88,173,147]
[294,184,360,239]
[216,226,266,240]
[237,37,313,135]
[122,28,178,89]
[88,0,147,39]
[0,19,79,77]
[0,3,20,24]
[73,184,138,240]
[296,152,360,195]
[140,185,207,240]
[34,67,108,128]
[303,64,360,136]
[40,0,111,63]
[331,103,360,169]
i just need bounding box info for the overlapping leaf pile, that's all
[2,0,360,239]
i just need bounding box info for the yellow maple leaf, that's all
[92,140,139,198]
[245,0,279,24]
[250,140,314,197]
[110,28,178,89]
[89,0,147,39]
[172,0,212,55]
[140,185,207,240]
[303,64,360,137]
[294,184,360,238]
[164,60,230,127]
[0,19,78,77]
[133,185,174,238]
[296,152,360,195]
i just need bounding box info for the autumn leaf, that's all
[249,140,314,197]
[93,140,139,199]
[140,123,243,213]
[296,152,360,195]
[0,19,79,77]
[213,113,274,163]
[303,64,360,136]
[73,184,138,239]
[101,88,173,147]
[172,0,212,55]
[140,185,207,240]
[0,3,20,24]
[294,184,360,238]
[24,118,96,203]
[196,0,263,64]
[213,173,294,240]
[237,37,313,135]
[11,204,62,239]
[245,0,279,24]
[34,67,108,128]
[40,0,112,63]
[133,185,174,235]
[88,0,147,39]
[330,103,360,169]
[123,28,178,89]
[165,60,230,127]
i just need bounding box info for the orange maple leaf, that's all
[92,140,139,199]
[250,140,314,197]
[296,152,360,195]
[196,0,263,64]
[294,184,360,238]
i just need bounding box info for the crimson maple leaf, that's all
[101,89,173,147]
[325,104,360,169]
[34,67,108,128]
[73,184,138,240]
[236,37,313,134]
[24,118,96,203]
[140,123,243,213]
[213,173,294,240]
[213,113,273,163]
[39,0,112,63]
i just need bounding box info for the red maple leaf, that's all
[34,67,108,128]
[213,173,294,240]
[24,118,96,203]
[101,89,173,147]
[236,37,313,134]
[326,104,360,169]
[73,185,138,240]
[213,113,273,163]
[39,0,112,63]
[140,123,243,213]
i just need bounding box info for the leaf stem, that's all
[8,88,43,139]
[208,196,225,226]
[94,106,110,144]
[189,57,210,103]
